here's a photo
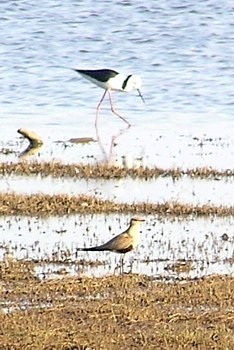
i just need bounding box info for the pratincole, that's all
[77,217,145,272]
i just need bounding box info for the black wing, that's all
[74,69,119,83]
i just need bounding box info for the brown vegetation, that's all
[1,192,234,217]
[0,261,233,349]
[0,160,234,179]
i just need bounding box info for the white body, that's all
[78,71,142,92]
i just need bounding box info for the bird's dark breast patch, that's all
[76,69,118,82]
[122,75,132,90]
[117,245,133,254]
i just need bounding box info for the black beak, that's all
[137,89,145,103]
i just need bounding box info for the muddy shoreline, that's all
[0,261,233,349]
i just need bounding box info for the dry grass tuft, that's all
[0,161,234,179]
[0,192,234,217]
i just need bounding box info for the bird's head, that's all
[123,74,141,91]
[130,217,145,226]
[124,75,145,103]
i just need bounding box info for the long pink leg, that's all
[108,90,131,127]
[95,89,108,127]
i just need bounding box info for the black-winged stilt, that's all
[73,68,145,127]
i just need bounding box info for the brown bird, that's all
[77,217,145,271]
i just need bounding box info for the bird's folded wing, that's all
[101,233,132,251]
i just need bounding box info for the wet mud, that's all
[0,261,233,349]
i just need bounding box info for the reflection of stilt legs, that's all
[95,123,131,164]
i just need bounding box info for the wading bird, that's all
[73,68,145,127]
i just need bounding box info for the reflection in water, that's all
[95,123,131,164]
[19,143,43,160]
[18,128,43,159]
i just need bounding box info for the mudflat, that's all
[0,261,233,350]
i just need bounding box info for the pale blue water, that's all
[1,0,234,128]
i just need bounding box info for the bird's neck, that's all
[128,223,140,248]
[108,73,127,91]
[128,223,140,237]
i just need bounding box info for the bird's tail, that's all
[77,246,106,252]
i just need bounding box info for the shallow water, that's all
[1,215,233,279]
[0,0,234,279]
[1,0,234,121]
[1,126,234,170]
[1,173,234,207]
